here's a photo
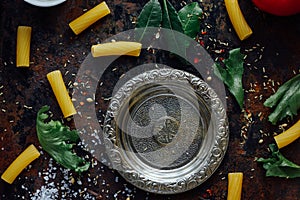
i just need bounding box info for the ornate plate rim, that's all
[103,68,229,194]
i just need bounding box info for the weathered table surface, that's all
[0,0,299,199]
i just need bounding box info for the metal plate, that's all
[24,0,66,7]
[103,69,229,194]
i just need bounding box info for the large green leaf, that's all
[161,0,183,32]
[178,2,203,38]
[161,0,186,56]
[214,48,245,109]
[257,144,300,178]
[135,0,162,42]
[264,74,300,124]
[36,106,90,173]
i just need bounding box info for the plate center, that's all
[153,116,179,146]
[116,82,210,170]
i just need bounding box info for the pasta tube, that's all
[91,41,142,57]
[47,70,77,118]
[69,1,111,35]
[225,0,252,40]
[227,172,243,200]
[16,26,32,67]
[1,144,40,184]
[274,119,300,149]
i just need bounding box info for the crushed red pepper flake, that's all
[194,57,200,64]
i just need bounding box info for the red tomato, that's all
[252,0,300,16]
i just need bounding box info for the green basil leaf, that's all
[178,2,203,38]
[214,48,244,109]
[257,144,300,178]
[135,0,162,42]
[160,0,187,57]
[264,74,300,124]
[161,0,183,32]
[36,106,90,173]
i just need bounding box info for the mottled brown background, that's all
[0,0,299,199]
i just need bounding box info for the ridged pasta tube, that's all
[274,119,300,149]
[225,0,252,40]
[47,70,77,118]
[1,144,40,184]
[69,1,111,35]
[91,41,142,57]
[227,172,243,200]
[16,26,32,67]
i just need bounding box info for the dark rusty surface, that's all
[0,0,299,199]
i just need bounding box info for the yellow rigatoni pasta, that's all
[224,0,252,40]
[274,119,300,149]
[1,144,40,184]
[91,41,142,57]
[47,70,77,118]
[16,26,32,67]
[227,172,243,200]
[69,1,111,35]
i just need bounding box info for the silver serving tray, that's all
[103,68,229,194]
